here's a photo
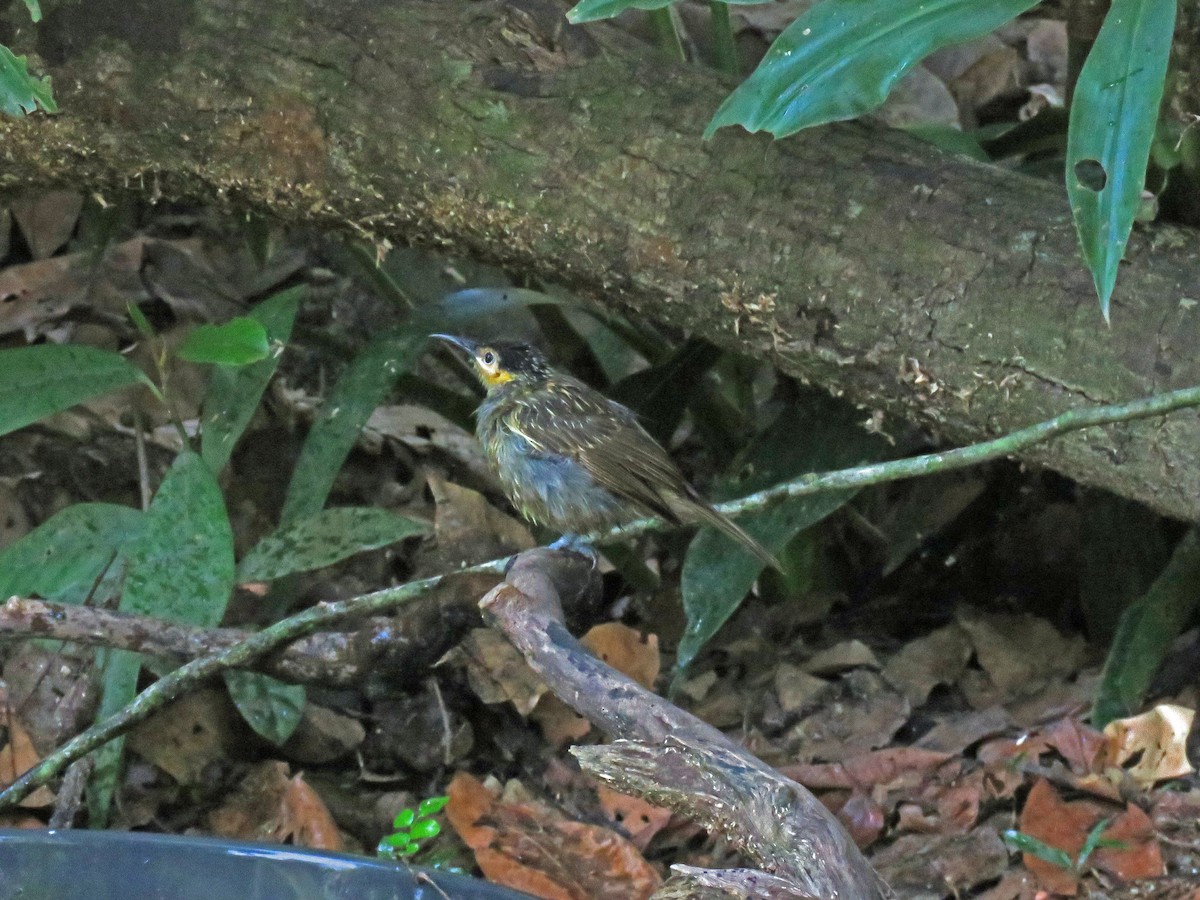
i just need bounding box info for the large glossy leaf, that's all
[1093,528,1200,727]
[223,670,305,745]
[677,390,889,671]
[237,507,429,583]
[1066,0,1175,320]
[568,0,759,24]
[0,45,55,116]
[279,328,425,526]
[0,504,144,605]
[201,286,303,472]
[705,0,1040,138]
[0,345,149,437]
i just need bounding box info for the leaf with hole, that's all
[1065,0,1175,319]
[705,0,1040,138]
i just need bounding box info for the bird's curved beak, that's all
[430,333,478,356]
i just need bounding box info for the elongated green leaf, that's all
[0,45,55,116]
[89,451,235,824]
[677,391,889,671]
[201,286,303,472]
[123,450,235,625]
[22,1,40,22]
[223,670,305,745]
[705,0,1040,138]
[1093,527,1200,727]
[0,504,144,605]
[177,317,270,366]
[0,345,149,437]
[1065,0,1175,320]
[280,329,426,526]
[238,507,428,583]
[568,0,759,24]
[87,648,141,825]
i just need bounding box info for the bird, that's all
[431,334,779,570]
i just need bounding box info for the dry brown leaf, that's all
[430,475,535,567]
[595,785,671,852]
[582,624,660,690]
[1102,705,1195,787]
[127,688,241,785]
[0,714,55,808]
[443,628,548,715]
[773,663,829,714]
[446,772,659,900]
[882,624,973,707]
[208,760,343,851]
[10,191,84,259]
[1018,778,1163,895]
[956,610,1085,700]
[804,639,880,675]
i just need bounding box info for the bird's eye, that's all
[482,351,496,366]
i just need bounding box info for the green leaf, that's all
[87,455,235,822]
[1077,817,1114,867]
[418,795,449,817]
[1065,0,1175,319]
[434,287,570,324]
[223,670,305,745]
[1093,527,1200,727]
[279,328,425,526]
[200,287,302,472]
[409,818,441,840]
[237,507,428,582]
[568,0,760,24]
[677,390,889,671]
[705,0,1040,139]
[0,345,148,438]
[1002,829,1075,871]
[0,45,55,116]
[123,450,235,625]
[177,317,270,366]
[0,504,144,604]
[22,1,40,22]
[87,648,142,826]
[393,809,416,829]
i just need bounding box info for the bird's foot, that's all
[549,534,599,568]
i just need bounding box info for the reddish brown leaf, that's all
[595,785,671,852]
[446,772,659,900]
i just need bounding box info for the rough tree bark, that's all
[2,0,1198,519]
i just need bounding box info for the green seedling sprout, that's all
[378,795,449,860]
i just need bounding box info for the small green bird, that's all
[432,334,779,570]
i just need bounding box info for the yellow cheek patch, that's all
[482,368,514,387]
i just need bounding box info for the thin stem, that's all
[649,7,686,63]
[2,383,1199,809]
[600,383,1200,541]
[709,1,739,76]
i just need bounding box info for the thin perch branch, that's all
[0,383,1197,809]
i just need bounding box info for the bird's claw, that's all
[549,534,599,569]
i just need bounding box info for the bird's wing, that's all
[507,379,687,521]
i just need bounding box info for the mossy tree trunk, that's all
[2,0,1199,519]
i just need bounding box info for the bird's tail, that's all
[684,497,782,572]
